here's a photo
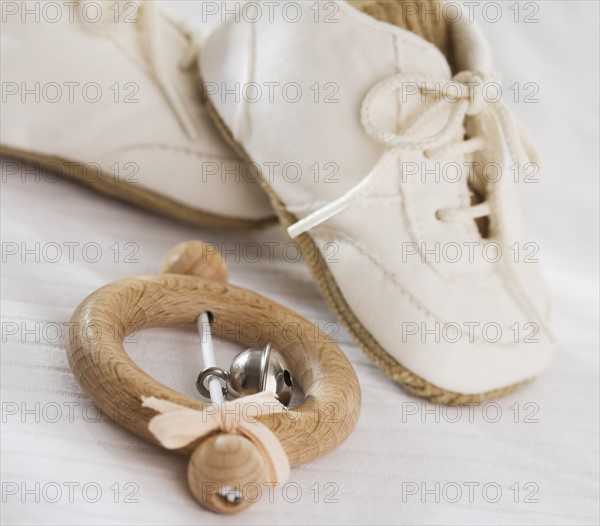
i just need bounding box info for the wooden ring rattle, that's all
[66,240,361,514]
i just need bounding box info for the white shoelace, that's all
[287,71,540,238]
[79,0,199,139]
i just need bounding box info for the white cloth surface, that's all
[1,1,598,524]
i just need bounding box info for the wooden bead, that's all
[160,240,228,282]
[187,434,267,514]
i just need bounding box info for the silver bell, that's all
[196,343,293,407]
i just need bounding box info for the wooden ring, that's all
[66,273,361,466]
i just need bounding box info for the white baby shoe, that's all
[1,0,272,228]
[200,0,554,401]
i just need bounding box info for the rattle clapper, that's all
[196,342,294,407]
[66,240,361,514]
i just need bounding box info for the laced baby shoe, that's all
[1,0,272,229]
[200,0,554,401]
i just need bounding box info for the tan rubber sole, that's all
[201,84,529,404]
[0,145,275,231]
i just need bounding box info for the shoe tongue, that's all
[345,0,456,136]
[351,1,494,237]
[350,1,487,223]
[349,0,452,59]
[353,0,494,73]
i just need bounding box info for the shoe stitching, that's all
[402,159,492,283]
[234,20,255,142]
[469,113,551,337]
[311,226,525,349]
[337,0,450,75]
[491,177,551,339]
[393,33,403,126]
[101,5,201,138]
[105,143,242,163]
[396,144,493,283]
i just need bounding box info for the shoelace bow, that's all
[288,71,540,238]
[79,0,200,139]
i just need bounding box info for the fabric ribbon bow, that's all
[141,392,290,484]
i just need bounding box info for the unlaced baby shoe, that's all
[199,0,554,401]
[1,0,272,229]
